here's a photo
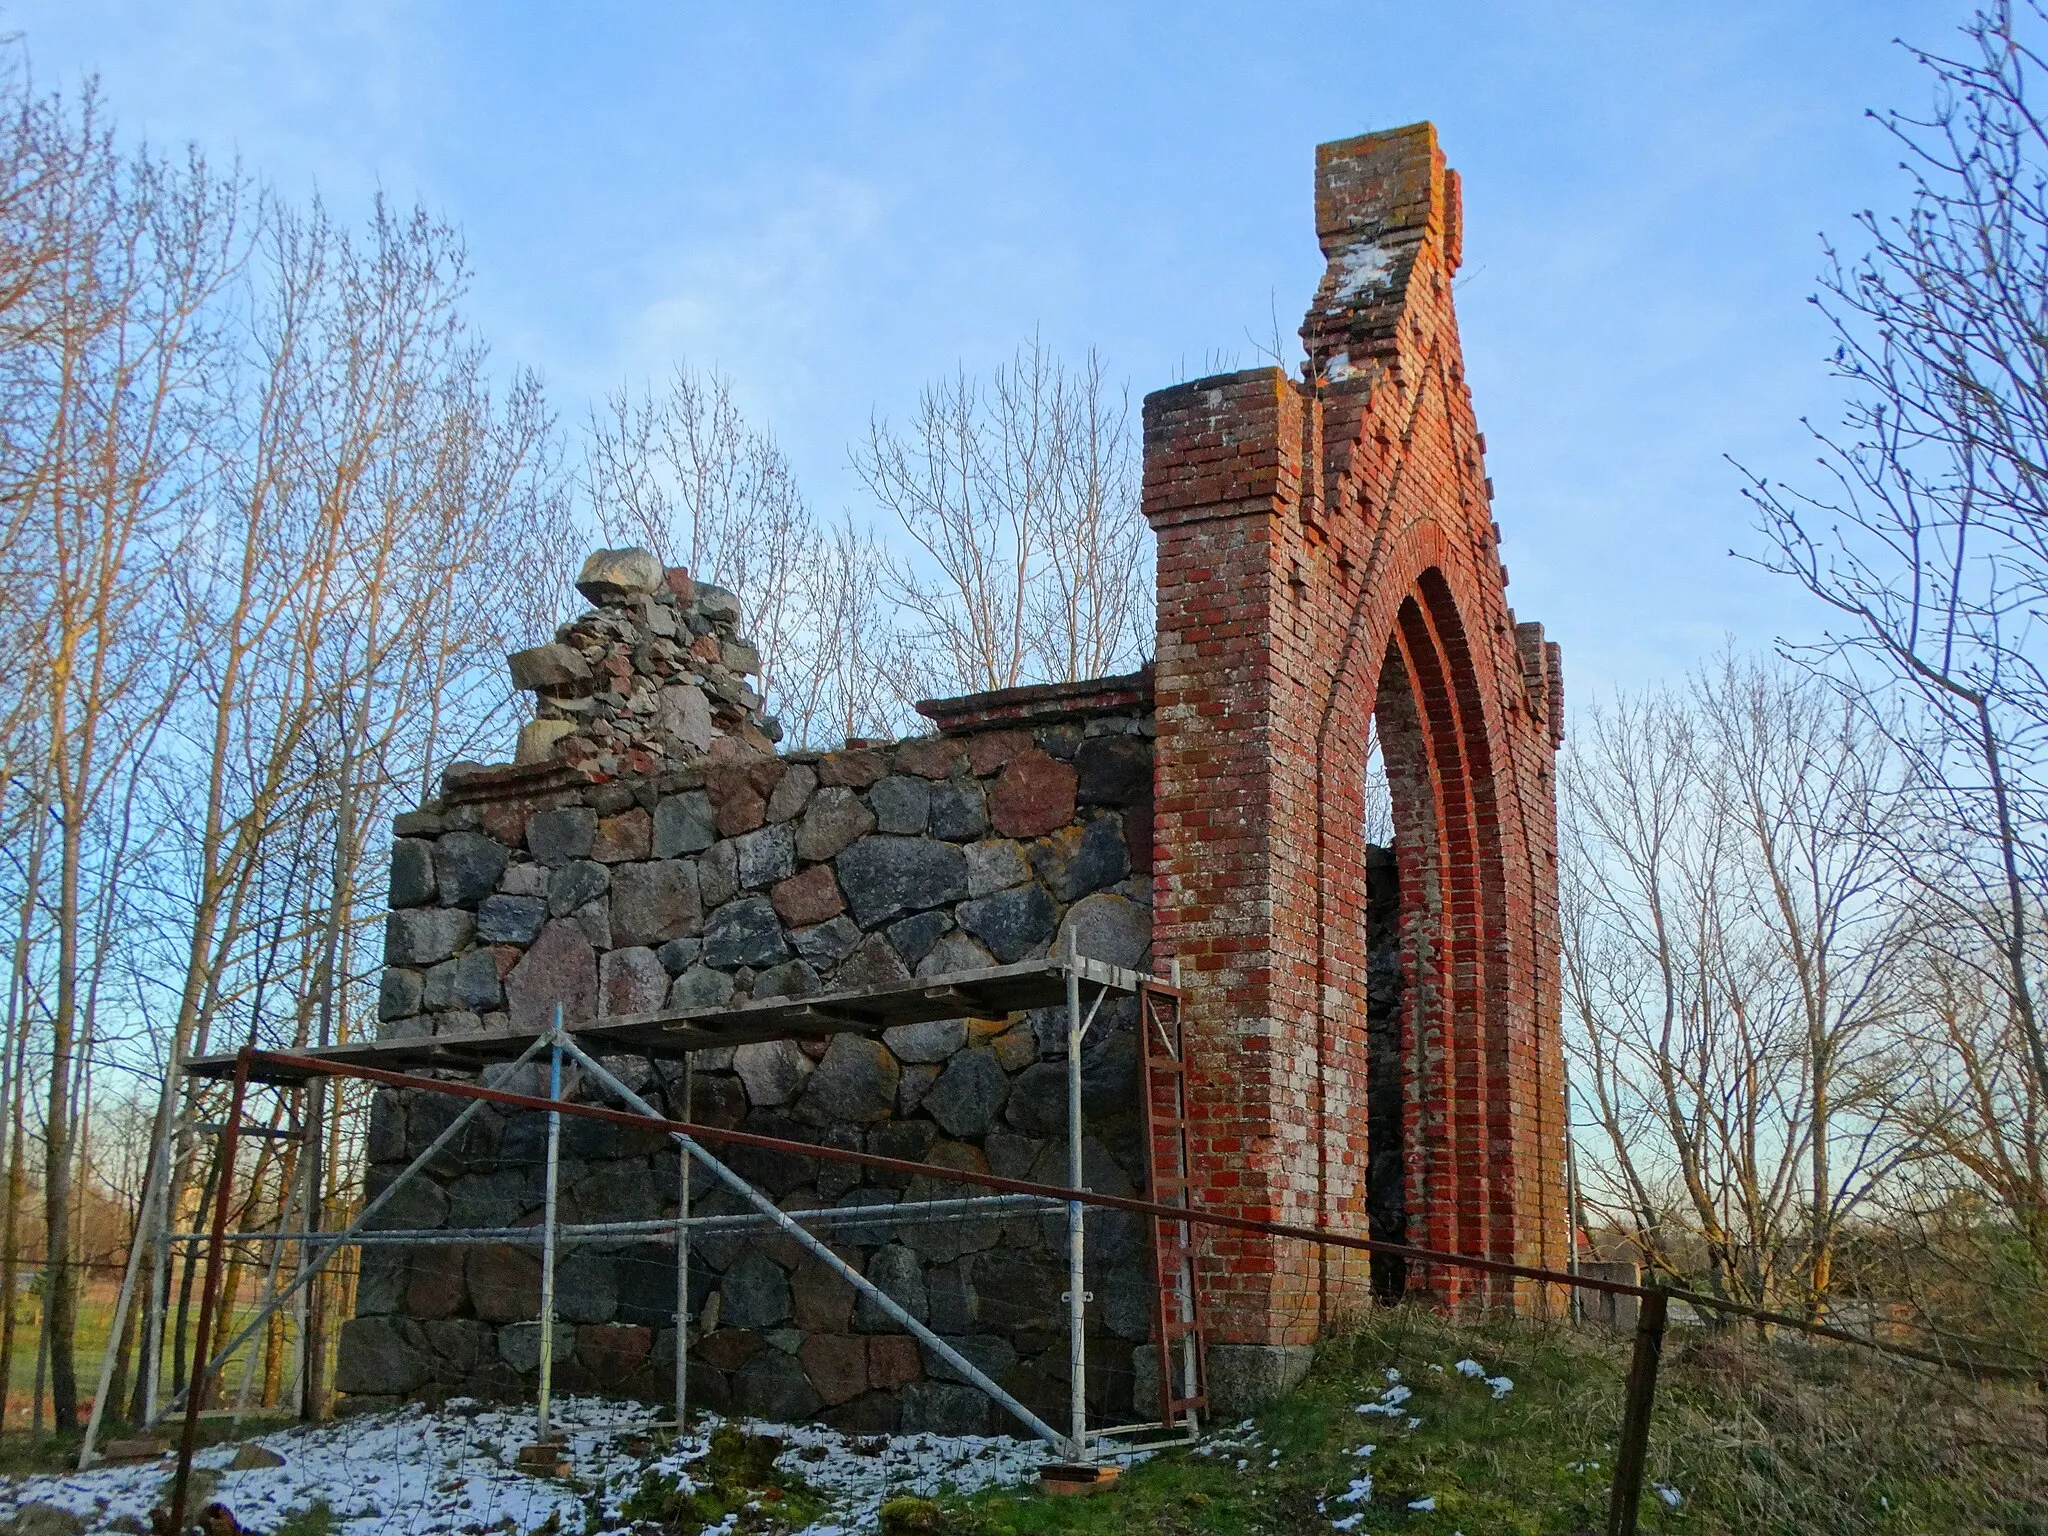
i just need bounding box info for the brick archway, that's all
[1142,125,1567,1383]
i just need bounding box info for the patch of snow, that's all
[0,1399,1053,1536]
[1654,1483,1684,1508]
[1355,1384,1413,1417]
[1408,1494,1436,1511]
[1333,1475,1373,1504]
[1485,1375,1514,1399]
[1331,242,1395,301]
[1330,1516,1364,1532]
[1453,1358,1485,1378]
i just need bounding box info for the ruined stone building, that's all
[337,122,1568,1430]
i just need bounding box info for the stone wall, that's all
[339,581,1160,1431]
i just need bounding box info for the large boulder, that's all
[527,806,598,867]
[467,1244,543,1323]
[446,1168,535,1230]
[1055,815,1129,902]
[989,749,1077,838]
[653,791,717,856]
[957,883,1058,963]
[929,781,989,841]
[702,894,789,968]
[504,919,598,1027]
[554,1251,619,1325]
[378,967,424,1022]
[796,1035,899,1126]
[548,858,610,918]
[869,776,931,835]
[658,684,716,754]
[1074,734,1151,805]
[578,1324,653,1387]
[795,788,876,862]
[497,1320,574,1373]
[855,1244,928,1331]
[449,948,504,1011]
[476,893,547,945]
[335,1316,430,1396]
[384,908,473,966]
[765,764,817,823]
[1005,1061,1070,1137]
[753,958,821,999]
[800,1334,869,1407]
[733,1348,823,1421]
[575,547,663,604]
[920,1050,1011,1139]
[508,643,593,693]
[1055,892,1150,971]
[900,1380,993,1435]
[771,864,844,927]
[835,836,968,927]
[610,859,702,946]
[600,946,670,1016]
[720,1249,793,1329]
[964,839,1030,897]
[734,823,796,890]
[885,911,951,970]
[733,1039,810,1106]
[836,933,912,989]
[882,1018,966,1063]
[593,809,652,863]
[389,839,435,908]
[792,1254,857,1333]
[670,964,737,1009]
[916,931,995,977]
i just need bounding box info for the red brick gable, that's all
[1145,123,1568,1344]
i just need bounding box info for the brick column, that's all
[1142,124,1570,1399]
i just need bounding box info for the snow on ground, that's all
[0,1400,1053,1536]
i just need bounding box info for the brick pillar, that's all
[1143,125,1569,1393]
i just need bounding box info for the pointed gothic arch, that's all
[1143,125,1567,1380]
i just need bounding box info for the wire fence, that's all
[159,1045,2048,1536]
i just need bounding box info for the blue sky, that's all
[8,1,1953,696]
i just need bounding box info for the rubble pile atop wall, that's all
[505,547,779,776]
[343,569,1160,1432]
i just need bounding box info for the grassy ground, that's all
[2,1284,118,1429]
[1,1281,314,1432]
[925,1307,2048,1536]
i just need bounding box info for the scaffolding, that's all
[79,942,1208,1523]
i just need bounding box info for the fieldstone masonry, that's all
[345,633,1159,1431]
[338,121,1567,1428]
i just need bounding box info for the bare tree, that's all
[853,336,1151,701]
[15,96,241,1426]
[1745,1,2048,1150]
[1024,349,1149,684]
[775,515,908,747]
[584,364,811,721]
[1564,656,1911,1311]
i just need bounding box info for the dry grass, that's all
[937,1303,2048,1534]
